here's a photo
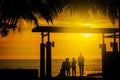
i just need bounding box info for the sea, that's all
[0,59,102,77]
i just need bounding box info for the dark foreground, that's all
[1,69,119,80]
[41,76,103,80]
[0,69,103,80]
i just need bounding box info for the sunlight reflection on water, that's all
[0,59,102,77]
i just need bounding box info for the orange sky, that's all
[0,11,119,59]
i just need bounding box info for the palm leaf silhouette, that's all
[0,0,119,37]
[65,0,119,23]
[0,0,64,36]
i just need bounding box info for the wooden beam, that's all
[32,26,119,33]
[104,34,119,38]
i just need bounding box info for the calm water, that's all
[0,59,102,77]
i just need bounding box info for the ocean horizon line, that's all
[0,58,101,60]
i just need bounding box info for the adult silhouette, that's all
[71,57,77,76]
[78,53,85,76]
[65,58,70,76]
[58,61,66,77]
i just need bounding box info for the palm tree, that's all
[0,0,65,37]
[65,0,119,23]
[0,0,119,36]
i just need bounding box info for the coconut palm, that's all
[0,0,65,36]
[0,0,119,37]
[65,0,119,23]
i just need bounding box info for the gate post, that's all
[40,32,45,79]
[40,43,45,79]
[46,42,52,79]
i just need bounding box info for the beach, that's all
[0,59,102,77]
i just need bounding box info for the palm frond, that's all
[0,0,119,37]
[65,0,119,24]
[93,0,119,24]
[0,0,65,36]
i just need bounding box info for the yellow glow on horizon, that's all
[0,10,119,59]
[81,24,94,37]
[51,32,102,59]
[82,33,93,37]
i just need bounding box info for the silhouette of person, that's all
[58,61,66,77]
[65,58,70,76]
[71,57,77,76]
[78,53,85,76]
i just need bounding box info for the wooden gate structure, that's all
[32,26,120,79]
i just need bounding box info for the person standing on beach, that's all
[65,58,70,76]
[71,57,77,76]
[78,53,85,76]
[58,61,66,76]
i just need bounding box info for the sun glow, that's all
[82,24,94,37]
[82,33,93,37]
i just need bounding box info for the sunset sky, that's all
[0,11,119,59]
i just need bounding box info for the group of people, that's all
[58,53,85,77]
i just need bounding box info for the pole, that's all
[113,33,118,53]
[102,33,106,79]
[119,25,120,52]
[46,32,52,79]
[40,32,45,79]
